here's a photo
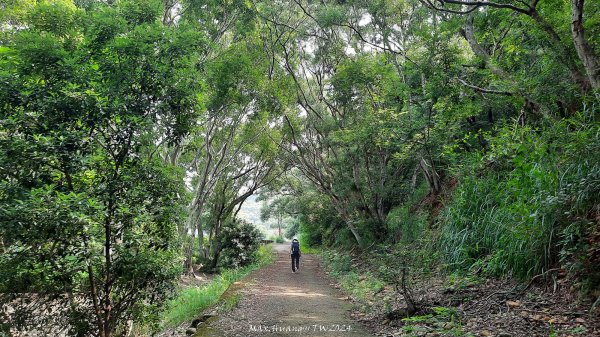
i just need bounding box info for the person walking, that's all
[290,238,301,273]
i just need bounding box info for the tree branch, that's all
[456,78,513,96]
[420,0,531,15]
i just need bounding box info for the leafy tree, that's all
[1,0,600,333]
[0,0,204,335]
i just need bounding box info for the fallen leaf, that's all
[506,300,521,307]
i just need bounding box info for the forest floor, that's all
[357,277,600,337]
[333,258,600,337]
[188,243,375,337]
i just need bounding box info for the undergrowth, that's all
[401,306,470,337]
[160,244,275,328]
[440,115,600,284]
[299,243,321,255]
[321,250,385,311]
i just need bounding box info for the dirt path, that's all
[194,244,374,337]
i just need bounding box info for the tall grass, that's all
[160,244,275,328]
[383,181,430,246]
[440,115,600,279]
[161,275,230,327]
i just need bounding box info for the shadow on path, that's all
[194,244,374,337]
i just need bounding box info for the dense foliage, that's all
[257,0,600,285]
[441,117,600,281]
[1,0,599,335]
[0,0,204,335]
[216,219,263,268]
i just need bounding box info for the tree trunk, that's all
[210,246,221,270]
[411,164,419,190]
[277,212,282,237]
[347,221,364,248]
[419,158,440,194]
[334,202,365,248]
[102,196,114,337]
[183,238,195,275]
[209,217,222,270]
[462,15,512,80]
[400,267,417,315]
[571,0,600,90]
[183,201,200,276]
[461,15,545,114]
[166,142,182,166]
[196,204,206,260]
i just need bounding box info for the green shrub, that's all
[217,219,263,269]
[299,243,321,254]
[268,235,285,244]
[386,205,428,244]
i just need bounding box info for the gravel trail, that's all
[194,244,374,337]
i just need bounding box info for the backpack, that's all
[291,241,300,254]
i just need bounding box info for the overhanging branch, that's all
[419,0,531,15]
[456,78,513,96]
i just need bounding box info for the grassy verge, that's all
[300,244,321,255]
[320,250,385,310]
[160,244,275,328]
